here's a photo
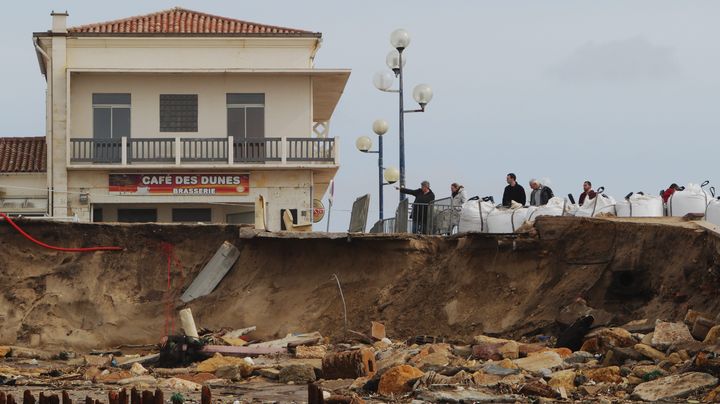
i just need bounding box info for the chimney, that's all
[51,11,68,34]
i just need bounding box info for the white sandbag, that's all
[615,194,664,217]
[706,199,720,226]
[575,194,616,217]
[668,183,710,217]
[526,197,566,221]
[458,200,494,233]
[486,207,530,233]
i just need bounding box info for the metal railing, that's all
[233,138,282,162]
[372,197,463,235]
[130,138,174,162]
[70,137,337,165]
[287,138,335,162]
[70,138,122,163]
[182,138,228,162]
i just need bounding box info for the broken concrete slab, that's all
[512,351,563,372]
[651,321,694,349]
[180,241,241,303]
[416,388,521,403]
[247,331,323,349]
[631,372,718,401]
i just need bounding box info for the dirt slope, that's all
[0,217,718,349]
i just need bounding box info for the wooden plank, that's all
[180,241,241,303]
[201,345,287,357]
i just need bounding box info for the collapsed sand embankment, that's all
[0,217,719,349]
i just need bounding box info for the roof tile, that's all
[0,137,47,173]
[67,7,314,35]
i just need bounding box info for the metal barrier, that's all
[374,197,462,235]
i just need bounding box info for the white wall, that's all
[70,73,312,139]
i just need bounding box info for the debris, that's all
[548,369,577,393]
[158,377,202,391]
[296,345,328,359]
[279,364,317,384]
[196,354,254,374]
[634,343,667,362]
[247,332,323,349]
[703,325,720,344]
[416,389,520,403]
[322,349,376,380]
[377,365,424,396]
[556,315,594,351]
[631,372,718,401]
[201,345,286,357]
[180,241,241,303]
[580,327,635,353]
[178,308,200,339]
[129,363,148,376]
[519,380,560,398]
[371,322,386,340]
[220,326,256,346]
[691,317,717,340]
[117,354,160,369]
[215,364,251,381]
[651,320,694,349]
[472,335,520,360]
[582,366,623,383]
[116,375,157,386]
[257,367,281,380]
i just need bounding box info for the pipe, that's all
[0,213,122,252]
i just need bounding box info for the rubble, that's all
[631,372,718,401]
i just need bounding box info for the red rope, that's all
[0,213,123,252]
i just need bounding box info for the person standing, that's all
[662,183,681,203]
[450,183,467,208]
[502,173,526,207]
[578,181,597,206]
[529,179,554,206]
[399,180,435,234]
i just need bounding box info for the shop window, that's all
[172,208,211,223]
[117,208,157,223]
[160,94,198,132]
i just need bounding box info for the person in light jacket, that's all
[450,183,467,209]
[529,179,554,206]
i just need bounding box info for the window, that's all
[93,93,131,139]
[117,209,157,223]
[160,94,198,132]
[227,93,265,138]
[172,208,212,223]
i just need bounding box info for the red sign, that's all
[109,173,250,195]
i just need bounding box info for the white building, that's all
[27,8,349,229]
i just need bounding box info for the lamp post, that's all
[374,29,434,201]
[356,119,399,220]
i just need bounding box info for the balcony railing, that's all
[69,136,337,166]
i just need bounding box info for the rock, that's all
[83,366,101,381]
[451,345,472,358]
[376,348,413,371]
[548,369,577,393]
[472,336,519,360]
[158,377,202,391]
[634,343,667,362]
[691,317,717,341]
[295,345,327,359]
[704,385,720,402]
[609,346,645,364]
[482,363,520,376]
[667,352,682,365]
[627,375,644,385]
[519,380,560,398]
[582,366,622,383]
[411,352,450,371]
[704,325,720,344]
[279,364,316,384]
[651,321,694,349]
[416,389,520,403]
[0,346,10,357]
[129,362,147,376]
[196,353,253,374]
[621,318,655,333]
[631,372,718,401]
[641,332,654,345]
[685,309,714,326]
[371,321,386,340]
[349,376,370,391]
[256,367,280,380]
[96,371,133,383]
[472,371,503,386]
[377,365,424,396]
[513,351,563,372]
[581,327,636,353]
[564,350,594,364]
[215,364,251,381]
[9,347,53,360]
[632,365,667,378]
[556,315,595,351]
[116,375,157,386]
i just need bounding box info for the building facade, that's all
[30,8,348,230]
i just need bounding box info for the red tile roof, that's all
[0,137,47,173]
[67,7,316,36]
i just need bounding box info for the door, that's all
[227,94,265,162]
[93,93,130,163]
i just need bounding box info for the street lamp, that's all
[374,28,433,200]
[356,119,397,220]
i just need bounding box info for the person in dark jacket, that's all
[579,181,597,206]
[502,173,526,207]
[399,180,435,234]
[529,179,554,206]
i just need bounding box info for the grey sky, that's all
[2,1,720,230]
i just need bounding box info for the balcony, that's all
[69,136,337,167]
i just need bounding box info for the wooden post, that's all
[153,390,163,404]
[141,391,153,404]
[61,392,71,404]
[118,390,127,404]
[23,391,35,404]
[7,394,16,404]
[201,386,211,404]
[130,389,139,404]
[108,391,119,404]
[84,397,92,404]
[48,395,59,404]
[0,391,6,404]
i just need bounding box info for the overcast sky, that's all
[3,1,720,230]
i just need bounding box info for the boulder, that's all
[377,365,424,396]
[608,346,645,364]
[564,351,593,364]
[129,362,148,376]
[631,372,718,401]
[548,369,577,393]
[691,317,717,341]
[279,364,316,384]
[582,366,622,384]
[512,351,563,372]
[0,346,10,357]
[632,365,667,379]
[256,367,280,380]
[581,327,636,353]
[472,336,519,360]
[704,325,720,344]
[196,353,253,374]
[471,371,503,387]
[215,364,251,381]
[157,377,202,391]
[651,321,694,349]
[634,343,666,362]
